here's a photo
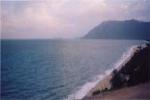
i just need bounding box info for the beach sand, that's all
[82,43,150,100]
[83,82,150,100]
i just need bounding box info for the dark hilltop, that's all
[83,19,150,41]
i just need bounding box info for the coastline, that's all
[82,43,150,99]
[83,82,150,100]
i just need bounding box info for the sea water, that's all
[1,39,147,100]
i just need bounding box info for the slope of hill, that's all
[83,19,150,40]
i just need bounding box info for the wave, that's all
[65,75,104,100]
[113,43,147,71]
[65,43,149,100]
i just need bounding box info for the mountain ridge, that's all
[83,19,150,40]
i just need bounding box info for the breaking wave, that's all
[65,44,148,100]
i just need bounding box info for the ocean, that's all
[1,39,147,100]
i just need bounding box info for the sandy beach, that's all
[83,82,150,100]
[82,43,150,100]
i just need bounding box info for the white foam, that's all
[105,68,114,75]
[65,70,115,100]
[65,75,104,100]
[113,44,148,71]
[65,44,148,100]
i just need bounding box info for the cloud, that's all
[1,0,150,39]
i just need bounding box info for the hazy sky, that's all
[1,0,150,39]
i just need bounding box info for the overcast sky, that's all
[1,0,150,39]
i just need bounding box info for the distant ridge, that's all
[83,19,150,40]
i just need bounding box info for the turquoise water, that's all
[1,39,146,100]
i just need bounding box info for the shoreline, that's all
[83,82,150,100]
[82,43,150,99]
